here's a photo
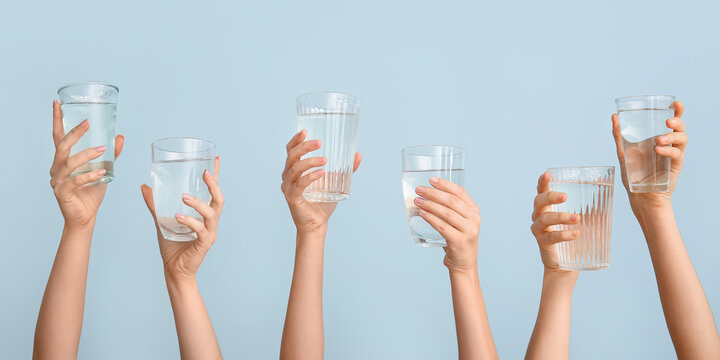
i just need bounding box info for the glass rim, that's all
[547,166,615,171]
[614,95,675,104]
[57,81,119,94]
[296,91,359,102]
[152,137,216,154]
[401,145,465,156]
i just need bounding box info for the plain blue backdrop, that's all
[1,0,719,358]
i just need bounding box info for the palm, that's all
[158,239,205,276]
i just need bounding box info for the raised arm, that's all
[525,172,581,360]
[34,101,124,359]
[412,177,497,360]
[611,102,720,359]
[279,130,361,360]
[141,156,224,360]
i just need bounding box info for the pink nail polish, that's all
[415,197,424,205]
[430,177,439,184]
[81,119,89,127]
[204,169,210,176]
[175,214,185,220]
[182,193,192,200]
[415,186,425,194]
[95,145,106,152]
[96,169,106,175]
[569,214,577,221]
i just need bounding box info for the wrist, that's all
[542,269,579,290]
[62,222,96,239]
[448,265,479,278]
[164,270,198,290]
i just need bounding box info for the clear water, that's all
[298,113,359,202]
[618,108,673,192]
[549,180,614,270]
[61,102,116,185]
[151,158,214,241]
[401,169,465,247]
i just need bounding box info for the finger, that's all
[140,184,157,218]
[655,146,684,161]
[204,169,225,213]
[672,101,684,118]
[532,212,579,235]
[213,155,220,180]
[64,146,106,176]
[428,177,476,209]
[656,131,687,147]
[284,139,322,173]
[286,129,307,153]
[414,197,470,232]
[174,214,207,236]
[353,153,362,172]
[536,172,550,195]
[611,114,626,163]
[531,191,566,221]
[182,193,216,229]
[62,169,107,192]
[666,116,686,133]
[52,100,64,146]
[543,229,580,245]
[55,119,89,159]
[415,185,475,219]
[284,156,327,183]
[114,134,125,160]
[418,208,461,240]
[288,168,324,198]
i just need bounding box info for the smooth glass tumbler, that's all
[615,95,675,193]
[548,166,615,270]
[58,82,118,185]
[296,92,360,202]
[401,146,465,247]
[151,138,215,241]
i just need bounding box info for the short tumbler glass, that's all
[615,95,676,193]
[58,82,118,185]
[296,92,360,202]
[548,166,615,270]
[401,145,465,247]
[151,138,215,242]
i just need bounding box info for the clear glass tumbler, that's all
[151,138,215,241]
[57,82,118,185]
[548,166,615,270]
[296,92,360,202]
[615,95,675,193]
[401,145,465,247]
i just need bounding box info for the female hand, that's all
[281,129,361,236]
[413,177,481,271]
[49,100,124,229]
[530,172,581,272]
[611,101,687,211]
[141,156,224,281]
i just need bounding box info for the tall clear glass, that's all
[401,145,465,247]
[548,166,615,270]
[615,95,675,193]
[151,138,215,242]
[296,92,360,202]
[57,82,118,185]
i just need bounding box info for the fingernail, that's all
[96,169,106,175]
[313,140,321,146]
[415,186,425,194]
[569,214,577,221]
[658,136,667,143]
[204,169,210,176]
[95,145,106,152]
[415,197,424,205]
[182,193,192,201]
[175,214,185,220]
[320,157,327,163]
[81,119,89,127]
[574,230,580,236]
[419,209,427,216]
[430,177,439,184]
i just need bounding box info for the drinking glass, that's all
[548,166,615,270]
[151,138,215,241]
[57,82,118,185]
[296,92,360,202]
[401,145,465,247]
[615,95,676,193]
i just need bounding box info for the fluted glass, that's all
[548,166,615,271]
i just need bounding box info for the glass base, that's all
[303,191,349,202]
[629,183,669,193]
[559,263,609,271]
[71,171,114,186]
[413,236,447,248]
[157,216,198,242]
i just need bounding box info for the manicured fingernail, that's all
[182,193,192,201]
[80,119,89,127]
[414,197,424,205]
[320,157,327,163]
[569,214,577,221]
[95,145,106,152]
[574,230,580,236]
[419,209,427,216]
[415,186,425,194]
[313,140,321,146]
[658,136,667,143]
[430,177,439,184]
[175,214,185,220]
[204,169,210,176]
[96,169,106,175]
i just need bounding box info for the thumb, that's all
[353,153,362,172]
[140,184,157,218]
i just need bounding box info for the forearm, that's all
[165,274,222,360]
[280,230,327,360]
[635,205,720,358]
[33,224,95,360]
[448,267,498,360]
[525,270,577,360]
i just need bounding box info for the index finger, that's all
[52,100,64,146]
[531,191,566,221]
[428,177,475,209]
[286,129,307,153]
[214,155,220,180]
[672,101,684,118]
[536,171,550,195]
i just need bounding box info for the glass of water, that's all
[57,82,118,185]
[401,145,465,247]
[615,95,676,193]
[151,137,215,242]
[296,92,360,202]
[548,166,615,270]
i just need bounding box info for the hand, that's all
[141,156,224,281]
[611,101,687,212]
[49,100,124,230]
[413,177,481,271]
[281,129,361,236]
[530,172,581,272]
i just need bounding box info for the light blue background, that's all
[1,0,719,358]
